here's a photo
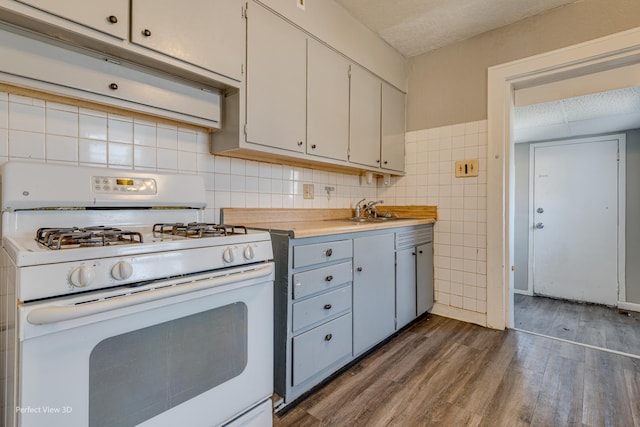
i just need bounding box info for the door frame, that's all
[526,135,626,301]
[487,26,640,329]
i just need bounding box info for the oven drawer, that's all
[292,261,352,300]
[292,313,352,387]
[293,239,352,268]
[292,285,351,333]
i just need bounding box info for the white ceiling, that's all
[334,0,577,57]
[513,86,640,142]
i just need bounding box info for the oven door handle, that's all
[26,264,274,325]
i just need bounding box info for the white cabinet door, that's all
[416,242,434,316]
[131,0,242,80]
[396,248,416,329]
[245,1,306,153]
[349,65,381,168]
[307,39,349,161]
[16,0,128,39]
[353,234,395,356]
[381,83,406,172]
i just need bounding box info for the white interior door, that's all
[531,136,620,305]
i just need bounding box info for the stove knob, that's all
[223,247,235,263]
[111,261,133,281]
[69,266,94,288]
[243,245,255,260]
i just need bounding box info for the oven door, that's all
[15,263,274,427]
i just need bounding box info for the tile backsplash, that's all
[381,120,489,316]
[0,89,487,319]
[0,91,377,222]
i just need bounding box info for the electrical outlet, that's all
[455,159,479,178]
[303,183,314,199]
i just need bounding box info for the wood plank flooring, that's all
[273,314,640,426]
[514,294,640,357]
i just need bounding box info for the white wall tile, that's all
[108,117,133,144]
[79,138,107,164]
[134,123,157,147]
[46,108,77,137]
[9,130,45,159]
[10,102,45,133]
[134,145,156,169]
[0,100,8,129]
[157,148,178,171]
[79,113,107,141]
[46,134,78,162]
[108,142,133,167]
[157,125,178,149]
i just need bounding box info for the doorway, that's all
[486,27,640,332]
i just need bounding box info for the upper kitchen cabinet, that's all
[13,0,128,39]
[130,0,242,81]
[349,65,382,169]
[307,39,349,162]
[381,83,406,172]
[245,1,307,153]
[0,0,242,89]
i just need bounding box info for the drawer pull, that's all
[323,304,332,310]
[324,333,333,341]
[109,83,118,90]
[356,267,363,272]
[107,15,118,24]
[325,275,333,282]
[142,28,152,37]
[419,250,423,254]
[324,248,333,257]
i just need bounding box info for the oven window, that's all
[88,302,248,427]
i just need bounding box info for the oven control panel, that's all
[92,176,157,195]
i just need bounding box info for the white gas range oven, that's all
[0,161,274,427]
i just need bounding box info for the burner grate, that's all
[36,226,143,250]
[153,222,248,238]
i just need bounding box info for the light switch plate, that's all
[455,159,479,177]
[303,183,314,199]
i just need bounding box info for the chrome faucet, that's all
[354,198,366,218]
[363,200,383,218]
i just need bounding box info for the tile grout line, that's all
[512,327,640,360]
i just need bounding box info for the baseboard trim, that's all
[430,303,487,327]
[618,301,640,313]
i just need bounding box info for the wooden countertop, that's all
[221,206,437,238]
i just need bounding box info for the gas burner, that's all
[153,223,248,238]
[35,226,143,250]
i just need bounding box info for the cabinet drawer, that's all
[292,313,352,387]
[293,239,352,268]
[293,261,352,300]
[292,285,352,332]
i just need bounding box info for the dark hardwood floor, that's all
[514,294,640,357]
[273,314,640,426]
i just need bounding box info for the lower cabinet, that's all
[353,233,395,356]
[271,225,432,410]
[395,225,434,330]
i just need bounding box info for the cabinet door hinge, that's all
[348,64,351,79]
[241,63,244,76]
[244,123,248,136]
[242,2,248,19]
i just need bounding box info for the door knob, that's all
[535,222,544,229]
[537,207,544,213]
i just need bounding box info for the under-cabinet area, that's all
[268,223,434,409]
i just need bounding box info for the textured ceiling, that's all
[334,0,577,57]
[513,86,640,142]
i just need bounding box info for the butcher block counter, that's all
[220,206,437,238]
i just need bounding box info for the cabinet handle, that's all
[311,144,317,149]
[297,140,303,146]
[419,250,423,254]
[324,333,333,341]
[323,304,332,310]
[376,159,380,163]
[384,160,388,165]
[324,248,332,257]
[356,267,363,272]
[107,15,118,24]
[142,29,152,37]
[412,252,416,256]
[109,83,118,90]
[325,275,333,282]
